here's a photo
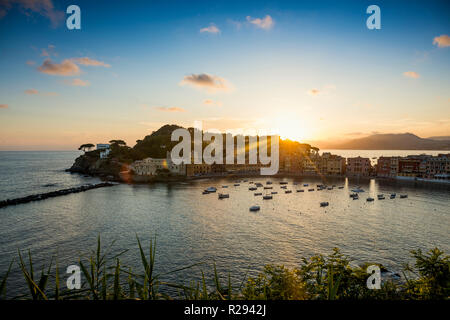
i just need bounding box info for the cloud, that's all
[203,99,222,107]
[246,15,274,30]
[40,44,57,57]
[25,89,39,95]
[72,57,111,68]
[37,59,80,76]
[200,24,220,34]
[180,73,232,93]
[433,35,450,48]
[0,104,8,109]
[308,89,320,96]
[0,0,65,27]
[403,71,420,79]
[66,78,90,86]
[155,106,186,112]
[26,60,35,65]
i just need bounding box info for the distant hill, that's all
[428,136,450,141]
[311,133,450,150]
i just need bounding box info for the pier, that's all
[0,182,117,208]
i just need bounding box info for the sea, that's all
[0,150,449,298]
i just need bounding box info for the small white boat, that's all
[338,186,344,189]
[390,193,396,199]
[285,190,292,194]
[377,194,385,200]
[327,187,333,190]
[366,197,374,202]
[351,187,365,193]
[202,191,209,195]
[249,205,260,211]
[320,202,329,207]
[280,181,288,185]
[352,195,359,200]
[263,195,273,200]
[249,187,257,191]
[281,185,287,189]
[205,187,217,193]
[255,182,263,187]
[218,193,229,199]
[254,192,262,196]
[266,181,272,185]
[271,191,278,194]
[222,186,228,188]
[303,184,309,187]
[400,194,408,199]
[234,183,240,186]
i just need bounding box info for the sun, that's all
[270,116,311,142]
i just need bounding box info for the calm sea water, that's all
[0,151,449,297]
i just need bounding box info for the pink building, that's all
[347,157,371,176]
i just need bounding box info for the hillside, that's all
[310,133,450,150]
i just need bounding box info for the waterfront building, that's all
[96,143,111,159]
[346,157,371,176]
[321,152,346,175]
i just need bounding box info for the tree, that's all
[109,140,127,147]
[78,143,95,152]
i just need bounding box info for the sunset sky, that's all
[0,0,449,150]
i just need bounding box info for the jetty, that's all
[0,182,117,208]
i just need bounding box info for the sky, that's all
[0,0,449,150]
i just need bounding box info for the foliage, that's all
[0,238,448,300]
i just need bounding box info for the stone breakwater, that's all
[0,182,117,208]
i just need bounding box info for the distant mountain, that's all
[428,136,450,141]
[311,133,450,150]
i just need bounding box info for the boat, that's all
[281,185,287,189]
[263,195,273,200]
[243,179,248,182]
[218,193,229,199]
[352,194,359,200]
[254,192,262,196]
[205,187,217,193]
[264,186,273,189]
[332,185,336,187]
[271,191,278,194]
[285,190,292,194]
[293,182,298,185]
[303,184,309,187]
[338,186,344,189]
[351,187,365,193]
[308,188,314,192]
[297,189,304,192]
[366,197,374,202]
[400,194,408,199]
[222,186,228,188]
[320,202,329,207]
[202,191,209,195]
[255,182,263,187]
[280,181,288,185]
[249,205,260,211]
[327,187,333,190]
[249,187,257,191]
[377,194,385,200]
[350,193,358,198]
[390,193,396,199]
[234,183,240,186]
[266,181,272,185]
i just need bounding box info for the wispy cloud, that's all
[0,104,8,109]
[25,89,39,95]
[37,59,80,76]
[203,99,222,107]
[433,35,450,48]
[0,0,65,27]
[41,44,57,57]
[72,57,111,68]
[403,71,420,79]
[180,73,232,93]
[65,78,90,86]
[307,84,336,96]
[308,89,320,96]
[155,106,186,112]
[26,60,35,65]
[246,15,274,30]
[200,24,220,34]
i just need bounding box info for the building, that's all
[376,156,399,177]
[346,157,371,176]
[131,152,185,176]
[422,153,450,180]
[96,143,110,159]
[398,157,421,177]
[321,152,346,175]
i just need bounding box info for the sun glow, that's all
[270,116,311,143]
